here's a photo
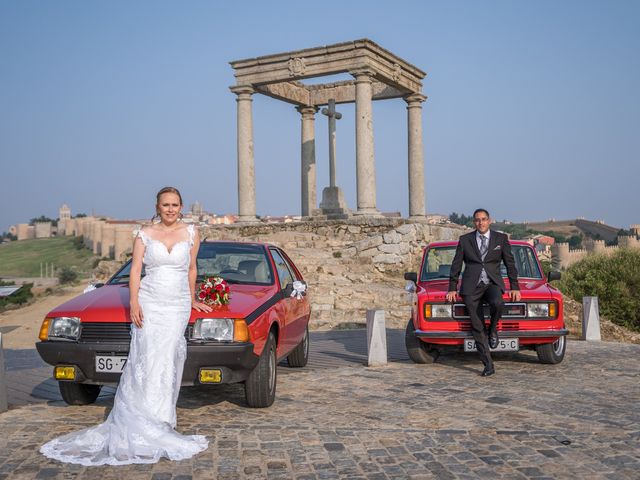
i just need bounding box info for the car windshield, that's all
[420,244,543,281]
[108,243,274,286]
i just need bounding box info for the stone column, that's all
[230,86,257,222]
[296,105,318,217]
[352,69,380,216]
[405,93,427,220]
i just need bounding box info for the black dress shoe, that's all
[489,330,499,349]
[481,366,495,376]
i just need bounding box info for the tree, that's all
[449,212,474,228]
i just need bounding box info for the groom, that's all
[445,208,520,376]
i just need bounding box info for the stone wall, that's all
[552,236,640,269]
[202,218,464,328]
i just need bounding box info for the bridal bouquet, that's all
[197,276,231,306]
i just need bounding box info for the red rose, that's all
[198,292,206,300]
[215,284,224,291]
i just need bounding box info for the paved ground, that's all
[0,330,639,479]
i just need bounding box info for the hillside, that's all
[0,237,97,278]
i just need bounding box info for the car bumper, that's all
[35,341,259,386]
[414,329,569,339]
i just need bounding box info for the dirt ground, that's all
[0,284,85,349]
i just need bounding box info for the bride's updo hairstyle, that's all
[152,186,184,222]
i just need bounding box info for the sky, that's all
[1,0,639,231]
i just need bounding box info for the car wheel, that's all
[245,331,277,408]
[58,382,101,405]
[287,325,309,368]
[536,336,566,364]
[405,319,435,364]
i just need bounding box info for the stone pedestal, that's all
[582,296,601,341]
[319,186,350,219]
[0,333,7,413]
[366,309,387,367]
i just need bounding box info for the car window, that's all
[500,246,542,279]
[270,249,295,290]
[420,245,542,281]
[108,243,273,285]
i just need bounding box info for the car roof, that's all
[200,240,278,249]
[427,239,533,248]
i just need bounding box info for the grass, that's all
[0,237,97,278]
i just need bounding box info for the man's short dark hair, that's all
[473,208,490,219]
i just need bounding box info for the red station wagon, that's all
[36,241,311,408]
[404,240,568,365]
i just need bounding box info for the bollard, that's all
[0,333,7,413]
[366,309,387,366]
[582,296,601,341]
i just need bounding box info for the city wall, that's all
[551,236,640,269]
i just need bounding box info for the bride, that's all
[41,186,211,465]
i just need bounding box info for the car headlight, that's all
[527,302,557,318]
[424,304,452,319]
[42,317,81,341]
[192,318,234,341]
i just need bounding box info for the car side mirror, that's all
[404,272,418,283]
[284,282,294,296]
[547,271,561,282]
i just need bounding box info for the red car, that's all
[404,240,567,364]
[36,241,311,408]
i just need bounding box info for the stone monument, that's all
[318,99,349,219]
[229,39,427,221]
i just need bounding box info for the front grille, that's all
[453,303,526,319]
[458,321,521,332]
[80,322,190,343]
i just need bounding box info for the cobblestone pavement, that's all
[1,330,639,479]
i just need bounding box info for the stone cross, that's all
[321,99,342,187]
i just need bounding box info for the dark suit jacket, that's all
[448,230,520,295]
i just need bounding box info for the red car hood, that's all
[47,284,278,323]
[420,278,554,301]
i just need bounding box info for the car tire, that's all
[58,382,101,405]
[405,319,434,364]
[287,325,309,368]
[245,331,277,408]
[536,336,566,364]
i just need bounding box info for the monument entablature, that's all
[229,39,427,222]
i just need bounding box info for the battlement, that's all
[552,234,640,269]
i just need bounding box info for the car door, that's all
[276,248,309,352]
[269,248,297,355]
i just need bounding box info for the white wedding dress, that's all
[40,224,208,466]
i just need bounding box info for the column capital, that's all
[295,105,319,117]
[229,85,255,98]
[350,68,376,82]
[404,93,427,106]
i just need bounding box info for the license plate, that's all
[464,338,519,352]
[95,355,128,373]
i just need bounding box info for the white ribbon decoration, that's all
[290,280,307,300]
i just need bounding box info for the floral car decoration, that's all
[404,240,568,365]
[198,276,230,306]
[36,241,311,409]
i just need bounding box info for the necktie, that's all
[479,235,489,284]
